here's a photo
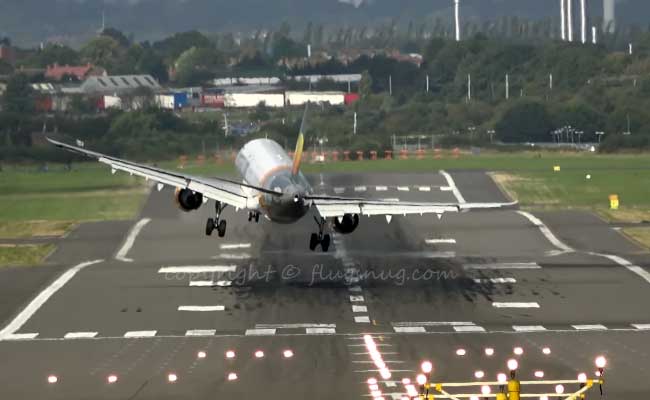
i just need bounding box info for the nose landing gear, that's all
[248,211,260,223]
[205,201,227,237]
[309,217,331,252]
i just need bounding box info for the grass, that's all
[0,244,55,267]
[0,221,77,239]
[622,228,650,250]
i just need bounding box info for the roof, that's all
[80,75,161,94]
[45,64,101,81]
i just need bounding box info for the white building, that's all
[224,93,285,108]
[285,91,345,106]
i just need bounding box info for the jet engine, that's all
[175,188,203,211]
[333,213,359,234]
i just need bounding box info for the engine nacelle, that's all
[175,188,203,212]
[333,213,359,234]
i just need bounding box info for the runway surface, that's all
[1,170,649,399]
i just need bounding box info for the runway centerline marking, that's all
[255,323,335,329]
[512,325,547,332]
[352,305,368,313]
[219,243,251,250]
[453,325,486,332]
[425,238,456,244]
[439,170,466,204]
[189,280,214,287]
[474,277,517,284]
[124,331,157,338]
[306,327,336,334]
[334,187,345,194]
[245,328,276,336]
[392,321,475,327]
[464,263,541,270]
[493,302,540,308]
[516,210,574,253]
[350,295,365,302]
[4,333,38,340]
[418,186,431,192]
[185,329,216,336]
[178,306,225,312]
[572,324,607,331]
[355,186,367,192]
[394,326,426,333]
[397,186,410,192]
[354,316,371,323]
[632,324,650,330]
[158,265,237,274]
[115,218,151,262]
[64,332,98,339]
[375,186,388,191]
[0,259,103,341]
[211,253,251,260]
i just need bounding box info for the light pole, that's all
[487,129,496,144]
[596,131,605,143]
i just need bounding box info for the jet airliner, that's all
[48,107,514,252]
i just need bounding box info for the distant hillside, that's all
[2,0,649,46]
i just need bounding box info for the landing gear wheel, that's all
[309,233,319,251]
[217,220,227,237]
[254,212,260,223]
[248,212,253,222]
[205,218,215,236]
[321,234,331,252]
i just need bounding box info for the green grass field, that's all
[0,244,55,268]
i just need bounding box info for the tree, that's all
[359,70,373,98]
[81,36,122,71]
[174,46,223,86]
[496,100,553,142]
[2,74,33,113]
[101,27,131,48]
[23,44,80,68]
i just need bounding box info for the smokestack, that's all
[603,0,615,33]
[580,0,587,44]
[454,0,461,42]
[560,0,566,40]
[567,0,573,42]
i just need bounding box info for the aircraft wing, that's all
[47,137,281,210]
[306,195,517,219]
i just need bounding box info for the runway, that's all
[1,170,649,399]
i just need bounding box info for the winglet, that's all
[291,104,308,176]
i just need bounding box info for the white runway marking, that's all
[245,328,276,336]
[392,321,475,327]
[115,218,151,262]
[4,333,39,340]
[396,186,410,191]
[189,281,214,287]
[215,280,232,287]
[354,316,371,323]
[453,325,486,332]
[439,170,466,203]
[516,211,574,253]
[124,331,157,338]
[424,251,456,258]
[572,324,607,331]
[219,243,251,250]
[355,186,367,192]
[393,327,426,333]
[178,306,225,312]
[440,186,453,191]
[158,265,237,274]
[425,238,456,244]
[211,253,251,260]
[632,324,650,330]
[473,277,517,284]
[185,329,216,336]
[598,253,650,285]
[464,263,541,270]
[493,302,540,308]
[255,323,335,329]
[350,295,365,302]
[352,305,368,313]
[348,286,362,292]
[418,186,431,192]
[334,187,345,194]
[0,259,103,341]
[512,325,547,332]
[64,332,98,339]
[306,327,336,334]
[375,186,388,191]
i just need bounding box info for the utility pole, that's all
[560,0,566,41]
[505,74,509,100]
[454,0,461,42]
[426,75,430,93]
[353,112,357,135]
[580,0,587,44]
[467,74,471,102]
[567,0,573,42]
[389,75,392,96]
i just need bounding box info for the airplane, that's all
[47,107,515,252]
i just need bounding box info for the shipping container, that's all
[155,93,188,110]
[201,93,225,108]
[224,93,284,108]
[344,93,360,105]
[285,91,345,106]
[34,96,53,112]
[104,95,122,110]
[173,93,188,108]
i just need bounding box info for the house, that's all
[0,44,15,65]
[45,63,106,81]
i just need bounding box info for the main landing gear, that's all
[206,201,227,237]
[309,217,331,252]
[248,211,260,223]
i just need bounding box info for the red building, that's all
[45,63,105,81]
[0,44,15,65]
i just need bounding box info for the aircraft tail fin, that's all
[291,104,308,176]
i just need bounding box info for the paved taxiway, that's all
[1,170,649,399]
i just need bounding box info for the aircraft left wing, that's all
[306,195,517,219]
[47,137,281,210]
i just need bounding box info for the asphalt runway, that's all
[1,170,649,399]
